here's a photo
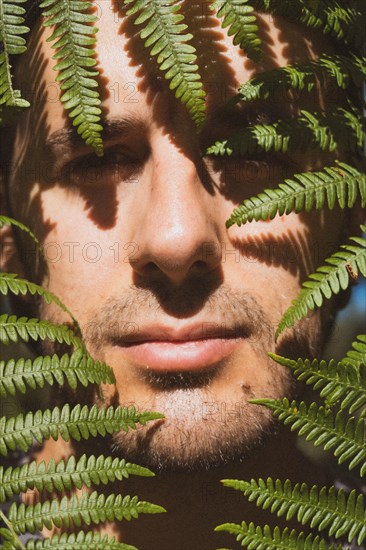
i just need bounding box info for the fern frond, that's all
[251,398,366,476]
[0,454,154,502]
[0,0,29,107]
[232,54,366,103]
[0,404,164,456]
[342,334,366,369]
[276,227,366,339]
[215,521,341,549]
[25,531,138,549]
[253,0,364,48]
[40,0,103,155]
[0,273,77,325]
[226,162,366,227]
[0,216,43,256]
[9,491,165,533]
[221,478,366,545]
[268,353,366,414]
[124,0,206,127]
[301,2,364,47]
[0,349,115,398]
[0,314,80,347]
[206,108,363,157]
[213,0,261,62]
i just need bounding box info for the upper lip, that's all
[110,323,249,344]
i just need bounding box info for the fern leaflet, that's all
[206,108,363,157]
[0,518,23,550]
[268,352,366,414]
[24,531,138,549]
[221,478,366,545]
[252,0,363,47]
[0,403,164,456]
[8,491,165,533]
[232,54,366,103]
[251,398,366,476]
[0,0,29,107]
[0,273,77,325]
[0,216,43,256]
[341,334,366,369]
[124,0,206,127]
[0,349,115,397]
[276,227,366,339]
[40,0,103,155]
[226,162,366,227]
[213,0,261,62]
[215,521,342,549]
[0,314,81,347]
[0,454,153,502]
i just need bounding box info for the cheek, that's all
[36,188,126,313]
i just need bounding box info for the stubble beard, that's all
[39,279,323,472]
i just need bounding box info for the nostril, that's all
[141,262,161,275]
[194,260,208,270]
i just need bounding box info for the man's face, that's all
[7,6,344,469]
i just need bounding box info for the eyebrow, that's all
[44,101,289,157]
[44,114,147,155]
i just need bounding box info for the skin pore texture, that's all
[1,4,350,548]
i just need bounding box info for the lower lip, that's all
[114,338,242,372]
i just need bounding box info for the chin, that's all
[106,386,281,472]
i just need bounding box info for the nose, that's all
[130,135,222,286]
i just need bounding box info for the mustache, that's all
[83,281,274,349]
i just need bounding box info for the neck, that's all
[34,428,328,550]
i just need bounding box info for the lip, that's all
[110,324,246,372]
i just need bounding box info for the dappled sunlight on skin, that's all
[8,11,117,238]
[3,2,349,501]
[82,183,119,229]
[229,226,312,280]
[1,6,355,548]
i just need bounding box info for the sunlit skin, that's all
[1,4,352,548]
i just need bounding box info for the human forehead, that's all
[19,8,326,136]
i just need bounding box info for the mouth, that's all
[110,324,248,372]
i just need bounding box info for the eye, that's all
[61,145,140,187]
[204,154,297,187]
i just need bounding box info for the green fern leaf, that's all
[0,0,29,107]
[124,0,206,127]
[268,353,366,414]
[206,108,363,157]
[40,0,103,155]
[0,273,77,325]
[252,0,364,48]
[0,403,164,456]
[342,334,366,369]
[226,162,366,227]
[221,478,366,545]
[276,227,366,339]
[251,398,366,476]
[213,0,261,62]
[232,54,366,103]
[301,2,364,47]
[0,454,153,503]
[0,532,24,549]
[0,349,115,397]
[25,531,138,549]
[0,216,43,256]
[215,521,342,549]
[9,491,165,534]
[0,314,80,347]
